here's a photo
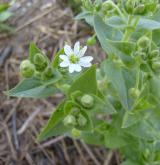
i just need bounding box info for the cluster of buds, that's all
[63,94,94,137]
[150,50,160,72]
[63,110,87,136]
[20,53,54,80]
[134,36,151,62]
[102,0,118,17]
[82,0,101,12]
[124,0,158,15]
[134,36,160,73]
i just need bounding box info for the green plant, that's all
[0,1,14,32]
[7,0,160,164]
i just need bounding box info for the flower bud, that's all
[150,50,159,59]
[102,1,114,11]
[137,36,150,49]
[152,61,160,70]
[34,71,41,78]
[61,84,71,93]
[80,94,94,108]
[42,67,53,80]
[139,52,147,61]
[113,58,123,67]
[20,60,35,78]
[71,128,81,138]
[87,36,96,46]
[77,114,87,126]
[129,88,140,98]
[125,0,135,14]
[33,53,48,71]
[63,115,77,127]
[134,4,145,15]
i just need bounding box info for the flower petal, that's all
[59,55,69,61]
[64,45,73,56]
[69,64,76,73]
[80,62,92,67]
[80,56,93,63]
[60,60,70,67]
[78,46,87,57]
[74,64,82,72]
[74,41,80,55]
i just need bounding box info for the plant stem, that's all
[122,15,140,42]
[136,68,140,89]
[122,15,133,41]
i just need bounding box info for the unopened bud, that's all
[77,114,87,126]
[43,67,53,79]
[71,128,81,138]
[102,1,114,11]
[61,84,71,93]
[80,94,94,108]
[113,58,123,67]
[150,50,159,59]
[134,4,145,15]
[137,36,150,48]
[63,115,76,127]
[139,52,147,60]
[152,61,160,70]
[129,88,140,98]
[87,36,96,46]
[125,0,134,14]
[33,53,48,71]
[20,60,35,78]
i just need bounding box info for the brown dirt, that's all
[0,0,119,165]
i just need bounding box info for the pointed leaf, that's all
[6,77,59,98]
[69,65,98,95]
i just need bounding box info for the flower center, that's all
[70,54,79,64]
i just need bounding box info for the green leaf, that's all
[52,48,64,68]
[0,3,10,12]
[121,160,140,165]
[38,101,69,140]
[69,65,98,95]
[6,77,59,98]
[81,131,105,146]
[75,11,93,26]
[29,42,43,63]
[125,110,160,140]
[107,16,126,29]
[0,11,12,22]
[122,111,140,128]
[105,127,128,149]
[138,18,160,30]
[149,76,160,99]
[93,95,117,114]
[101,59,129,110]
[108,40,136,56]
[153,29,160,46]
[93,15,122,55]
[94,15,134,66]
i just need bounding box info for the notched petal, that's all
[74,41,80,55]
[64,45,73,56]
[78,46,87,57]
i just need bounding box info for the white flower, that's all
[59,41,93,73]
